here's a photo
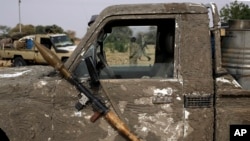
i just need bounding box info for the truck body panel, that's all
[65,2,250,141]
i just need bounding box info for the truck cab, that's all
[63,2,250,141]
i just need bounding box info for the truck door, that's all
[74,18,186,140]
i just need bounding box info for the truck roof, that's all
[98,3,207,19]
[88,3,208,31]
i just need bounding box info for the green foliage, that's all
[35,24,64,34]
[220,0,250,23]
[7,24,35,39]
[23,24,36,34]
[0,25,11,38]
[9,24,35,35]
[104,26,132,52]
[114,42,127,52]
[104,26,157,52]
[135,26,156,45]
[104,42,115,53]
[44,24,64,34]
[35,25,46,34]
[3,24,65,39]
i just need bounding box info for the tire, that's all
[13,57,27,67]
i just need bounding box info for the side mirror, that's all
[85,56,100,87]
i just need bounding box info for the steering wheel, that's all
[97,53,116,78]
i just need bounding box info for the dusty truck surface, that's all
[0,33,76,67]
[1,2,250,141]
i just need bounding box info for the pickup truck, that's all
[0,33,76,67]
[0,2,250,141]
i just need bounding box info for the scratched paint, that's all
[0,69,31,78]
[209,3,217,15]
[134,97,153,105]
[175,22,179,28]
[44,114,50,118]
[184,110,190,119]
[216,77,242,88]
[33,80,48,89]
[133,87,191,140]
[184,110,193,137]
[73,111,82,117]
[153,88,173,96]
[232,80,242,88]
[134,111,184,140]
[176,96,181,101]
[118,101,128,114]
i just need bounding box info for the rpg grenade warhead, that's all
[33,40,71,79]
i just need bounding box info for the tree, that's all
[220,0,250,23]
[36,25,65,34]
[44,24,64,34]
[8,24,35,36]
[2,23,67,40]
[105,26,132,52]
[136,26,157,45]
[0,25,11,38]
[7,24,65,39]
[35,25,46,34]
[8,24,36,39]
[66,30,76,39]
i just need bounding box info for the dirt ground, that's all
[0,60,11,67]
[0,65,88,141]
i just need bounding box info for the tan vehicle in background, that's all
[0,33,76,67]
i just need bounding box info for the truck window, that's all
[98,19,175,79]
[50,35,74,48]
[73,19,176,80]
[40,38,52,49]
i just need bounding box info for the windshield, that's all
[50,35,74,47]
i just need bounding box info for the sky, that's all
[0,0,250,38]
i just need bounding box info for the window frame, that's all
[73,14,180,80]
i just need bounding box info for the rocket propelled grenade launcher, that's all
[34,41,141,141]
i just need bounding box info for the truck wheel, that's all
[13,57,27,67]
